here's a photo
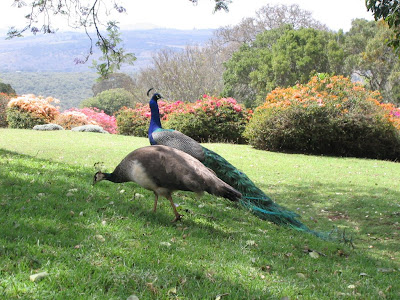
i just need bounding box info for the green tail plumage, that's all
[202,147,329,238]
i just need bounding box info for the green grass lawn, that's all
[0,129,399,299]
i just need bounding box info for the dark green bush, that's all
[166,96,251,144]
[6,108,46,129]
[0,93,11,127]
[245,75,400,160]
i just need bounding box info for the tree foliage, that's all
[134,46,225,102]
[80,88,133,115]
[344,19,400,104]
[366,0,400,52]
[222,26,347,107]
[92,73,135,96]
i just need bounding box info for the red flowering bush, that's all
[65,107,117,134]
[166,95,251,143]
[0,93,11,127]
[54,110,98,130]
[7,94,60,129]
[245,74,400,160]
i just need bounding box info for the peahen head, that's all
[93,171,106,185]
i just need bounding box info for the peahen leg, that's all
[153,192,158,212]
[166,194,183,222]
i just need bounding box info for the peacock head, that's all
[147,88,163,101]
[93,171,106,185]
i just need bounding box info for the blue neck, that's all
[148,98,162,144]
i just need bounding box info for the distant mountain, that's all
[0,28,214,72]
[0,28,214,110]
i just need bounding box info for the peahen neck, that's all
[104,172,126,183]
[148,98,162,145]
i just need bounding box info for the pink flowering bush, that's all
[7,94,60,128]
[166,95,252,143]
[65,107,117,134]
[116,96,250,143]
[54,110,98,130]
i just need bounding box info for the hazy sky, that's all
[0,0,374,32]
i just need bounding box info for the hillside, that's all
[0,28,213,109]
[0,29,213,72]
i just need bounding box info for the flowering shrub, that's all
[6,94,60,129]
[65,107,117,134]
[245,74,400,160]
[116,101,187,136]
[54,110,98,130]
[0,93,11,127]
[117,96,250,143]
[166,95,251,143]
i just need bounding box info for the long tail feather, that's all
[202,147,330,239]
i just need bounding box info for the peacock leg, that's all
[153,192,158,212]
[166,195,183,222]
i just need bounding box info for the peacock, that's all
[93,145,242,222]
[146,89,328,237]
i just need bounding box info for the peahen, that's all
[93,145,242,222]
[146,89,327,237]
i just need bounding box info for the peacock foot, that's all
[171,214,183,223]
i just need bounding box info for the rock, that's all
[33,124,64,131]
[71,125,109,133]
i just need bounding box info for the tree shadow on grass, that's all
[1,148,399,299]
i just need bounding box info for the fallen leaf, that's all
[359,273,368,277]
[160,242,171,247]
[30,272,49,282]
[126,295,139,300]
[146,282,158,294]
[215,293,229,300]
[95,235,105,242]
[167,287,177,295]
[377,268,395,273]
[348,284,356,289]
[309,251,320,259]
[246,240,257,247]
[296,273,306,279]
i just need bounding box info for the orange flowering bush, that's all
[54,110,98,130]
[7,94,60,129]
[245,74,400,160]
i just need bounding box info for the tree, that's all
[343,19,400,104]
[6,0,230,78]
[366,0,400,52]
[0,81,16,95]
[211,4,328,57]
[80,88,133,115]
[222,26,347,107]
[132,45,225,102]
[92,73,135,96]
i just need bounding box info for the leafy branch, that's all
[7,0,135,78]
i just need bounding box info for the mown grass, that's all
[0,128,399,299]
